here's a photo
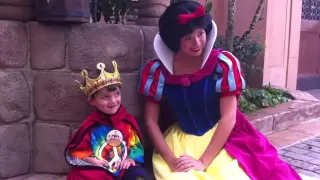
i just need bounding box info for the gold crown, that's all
[76,61,121,98]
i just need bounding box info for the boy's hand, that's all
[83,157,109,168]
[118,158,136,170]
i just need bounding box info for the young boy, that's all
[64,61,146,180]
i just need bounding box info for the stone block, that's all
[0,21,27,68]
[136,18,159,26]
[29,22,67,70]
[33,123,71,173]
[68,24,143,72]
[0,6,34,21]
[246,112,274,134]
[298,169,320,178]
[0,0,33,6]
[0,71,30,122]
[121,73,141,117]
[6,174,32,180]
[280,155,293,163]
[277,149,288,155]
[140,26,158,61]
[25,174,67,180]
[284,152,313,162]
[256,100,320,131]
[285,146,309,154]
[0,124,30,178]
[288,159,319,172]
[304,139,320,150]
[294,143,309,149]
[272,101,320,130]
[34,72,93,122]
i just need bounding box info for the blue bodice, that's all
[163,74,221,136]
[138,51,246,137]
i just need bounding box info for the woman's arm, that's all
[199,95,237,167]
[144,100,177,170]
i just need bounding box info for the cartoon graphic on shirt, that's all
[97,130,127,172]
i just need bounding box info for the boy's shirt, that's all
[64,106,144,178]
[69,123,144,176]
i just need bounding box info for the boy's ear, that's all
[88,99,96,106]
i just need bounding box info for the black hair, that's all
[158,0,213,52]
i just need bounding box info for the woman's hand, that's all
[166,156,180,172]
[174,154,206,172]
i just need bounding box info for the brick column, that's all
[135,0,170,26]
[262,0,302,89]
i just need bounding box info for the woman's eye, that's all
[183,36,191,40]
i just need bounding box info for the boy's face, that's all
[89,86,121,115]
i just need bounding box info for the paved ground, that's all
[309,89,320,100]
[279,135,320,178]
[266,118,320,178]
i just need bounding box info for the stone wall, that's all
[0,20,158,179]
[0,0,34,21]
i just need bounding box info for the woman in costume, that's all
[137,1,309,180]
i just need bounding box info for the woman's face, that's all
[180,28,207,57]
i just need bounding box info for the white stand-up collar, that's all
[153,20,218,74]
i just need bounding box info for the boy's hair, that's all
[158,0,212,52]
[90,83,121,100]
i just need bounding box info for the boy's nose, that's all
[110,96,117,103]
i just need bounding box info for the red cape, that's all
[65,106,144,180]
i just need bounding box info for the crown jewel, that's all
[76,61,121,98]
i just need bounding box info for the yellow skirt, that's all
[152,123,250,180]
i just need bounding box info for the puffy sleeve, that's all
[137,59,165,103]
[215,51,246,97]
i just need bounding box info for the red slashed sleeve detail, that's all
[215,51,246,97]
[137,59,165,103]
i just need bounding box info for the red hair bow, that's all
[178,5,206,25]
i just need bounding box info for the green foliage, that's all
[238,84,293,113]
[214,35,264,81]
[90,0,134,24]
[204,0,212,13]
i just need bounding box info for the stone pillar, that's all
[0,0,35,21]
[135,0,170,26]
[262,0,302,89]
